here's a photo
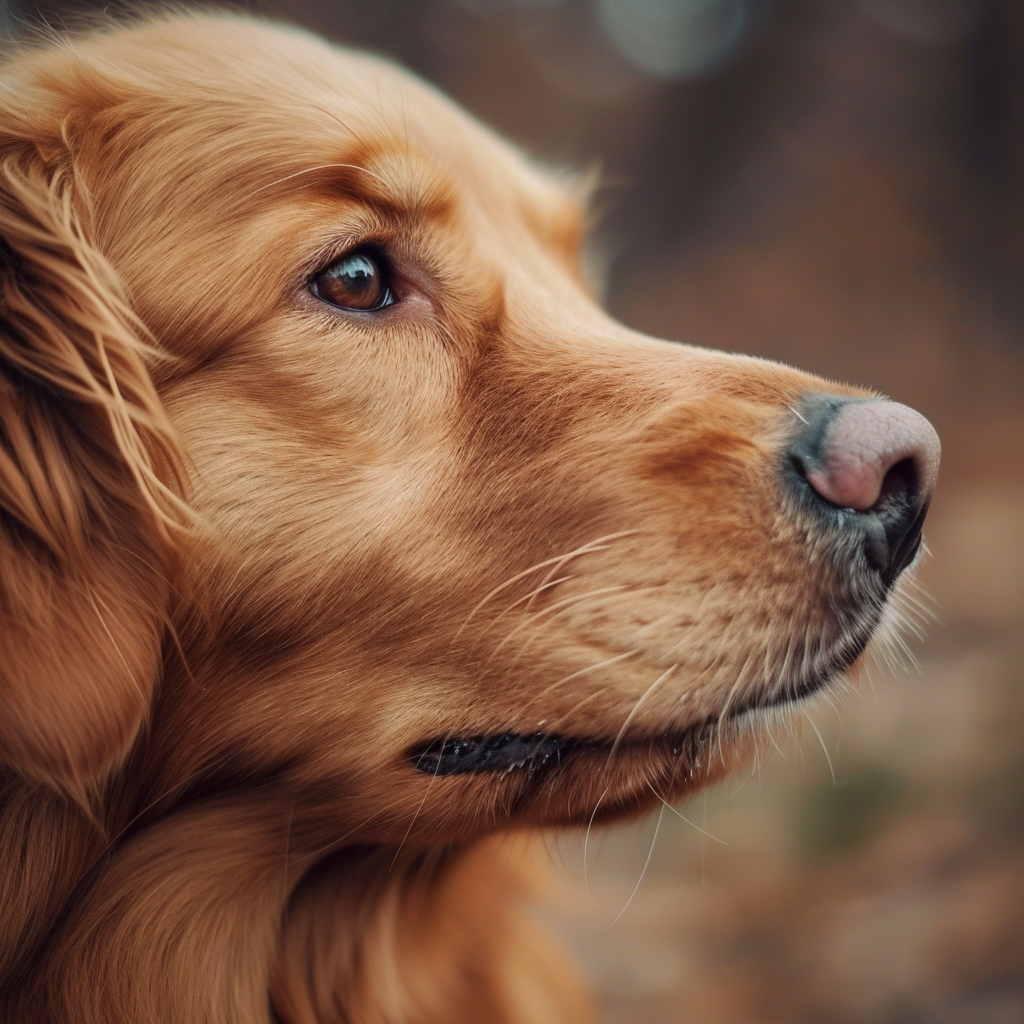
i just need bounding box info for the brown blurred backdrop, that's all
[4,0,1022,1020]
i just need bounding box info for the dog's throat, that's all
[410,733,578,775]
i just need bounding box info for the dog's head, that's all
[0,14,938,844]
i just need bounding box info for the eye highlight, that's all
[311,249,394,311]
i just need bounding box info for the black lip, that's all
[411,732,580,775]
[409,721,732,778]
[408,729,714,778]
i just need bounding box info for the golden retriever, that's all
[0,12,939,1023]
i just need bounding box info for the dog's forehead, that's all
[67,14,580,232]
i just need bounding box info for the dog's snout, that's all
[789,395,941,586]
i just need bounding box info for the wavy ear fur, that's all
[0,134,188,795]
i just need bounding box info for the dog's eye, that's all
[311,250,393,311]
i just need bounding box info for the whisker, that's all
[583,786,609,903]
[95,753,237,862]
[715,649,758,767]
[489,585,630,661]
[752,730,764,786]
[499,575,575,619]
[390,738,446,871]
[300,811,388,865]
[311,106,359,141]
[765,725,790,763]
[454,530,639,638]
[509,584,670,671]
[804,711,835,784]
[606,664,678,766]
[520,650,641,720]
[520,531,639,613]
[894,585,936,621]
[787,403,809,425]
[540,686,623,737]
[647,783,728,845]
[608,803,664,928]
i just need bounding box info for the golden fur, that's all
[0,12,896,1022]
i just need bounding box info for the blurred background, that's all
[3,0,1022,1020]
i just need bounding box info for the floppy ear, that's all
[0,144,189,795]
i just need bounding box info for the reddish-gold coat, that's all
[0,13,917,1023]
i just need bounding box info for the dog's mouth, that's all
[410,572,885,777]
[409,727,717,777]
[410,639,869,777]
[411,732,575,775]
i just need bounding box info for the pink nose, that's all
[802,400,941,511]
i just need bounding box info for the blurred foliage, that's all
[798,765,910,859]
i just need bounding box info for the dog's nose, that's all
[789,395,941,586]
[797,398,940,511]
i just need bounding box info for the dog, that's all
[0,11,940,1023]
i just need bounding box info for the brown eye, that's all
[311,250,393,311]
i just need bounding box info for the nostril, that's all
[876,457,918,517]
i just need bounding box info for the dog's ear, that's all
[0,143,189,795]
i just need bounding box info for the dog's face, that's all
[0,16,935,847]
